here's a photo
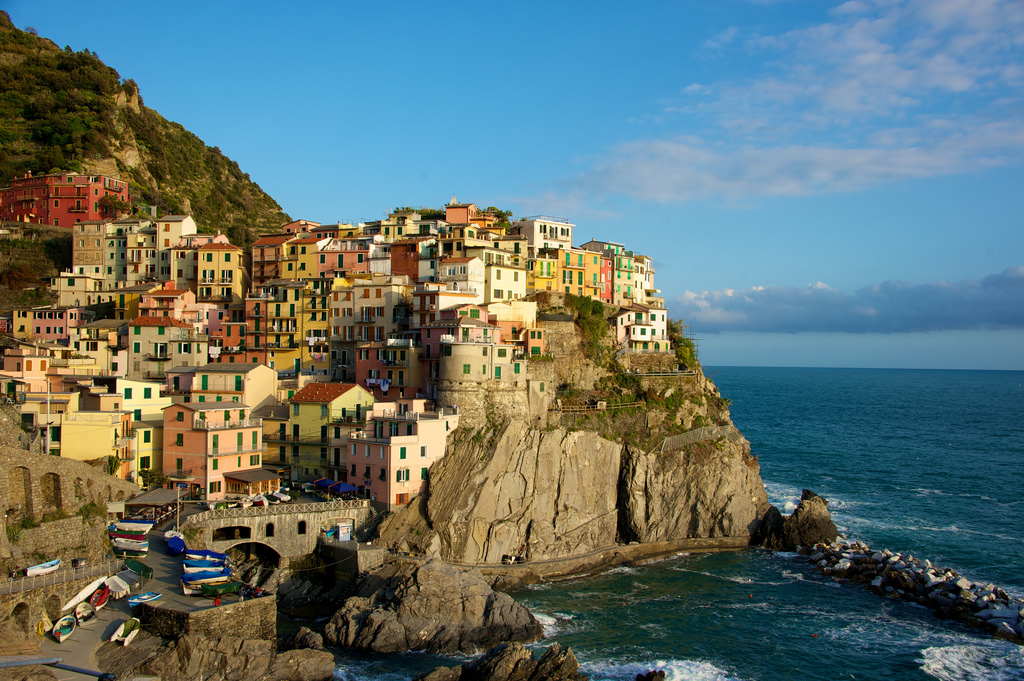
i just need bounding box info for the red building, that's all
[0,172,131,227]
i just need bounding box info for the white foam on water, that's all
[920,642,1024,681]
[531,611,581,638]
[582,657,745,681]
[607,565,639,575]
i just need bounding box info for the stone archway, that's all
[7,467,32,520]
[11,602,31,635]
[40,472,62,513]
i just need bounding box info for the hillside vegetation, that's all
[0,12,290,246]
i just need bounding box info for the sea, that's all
[332,367,1024,681]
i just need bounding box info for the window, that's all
[395,468,410,482]
[143,430,151,443]
[297,520,307,535]
[421,467,429,480]
[212,458,218,470]
[144,387,152,399]
[250,454,260,465]
[463,364,471,375]
[293,404,300,416]
[497,348,507,358]
[175,433,183,446]
[399,446,406,459]
[176,411,184,422]
[495,367,501,379]
[124,388,133,399]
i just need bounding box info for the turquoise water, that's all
[335,368,1024,680]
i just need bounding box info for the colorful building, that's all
[0,172,131,226]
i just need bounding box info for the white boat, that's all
[112,538,150,552]
[251,494,268,507]
[164,529,185,541]
[110,617,141,646]
[183,560,228,573]
[114,519,154,533]
[271,490,291,503]
[239,497,253,508]
[61,576,108,612]
[105,574,131,600]
[25,558,60,577]
[74,601,96,627]
[128,592,161,607]
[52,614,76,642]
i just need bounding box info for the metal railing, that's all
[184,498,369,524]
[193,418,262,431]
[0,558,123,596]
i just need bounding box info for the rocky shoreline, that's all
[805,539,1024,645]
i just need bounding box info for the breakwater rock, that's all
[756,489,838,550]
[808,540,1024,643]
[323,560,543,654]
[415,642,587,681]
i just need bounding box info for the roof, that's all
[195,363,263,373]
[290,382,363,404]
[251,403,289,420]
[126,488,182,507]
[222,468,282,484]
[159,215,192,221]
[146,289,190,297]
[128,316,194,329]
[252,235,292,246]
[198,243,242,251]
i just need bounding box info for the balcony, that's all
[144,370,166,380]
[263,433,330,445]
[143,352,171,361]
[167,469,194,480]
[193,417,263,431]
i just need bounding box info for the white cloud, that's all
[569,0,1024,203]
[670,267,1024,333]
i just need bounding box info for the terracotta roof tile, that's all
[290,382,362,403]
[128,315,194,329]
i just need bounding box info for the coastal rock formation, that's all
[618,425,769,542]
[424,421,623,564]
[414,642,588,681]
[756,490,838,550]
[809,540,1024,644]
[323,560,542,654]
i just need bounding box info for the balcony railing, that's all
[167,469,194,479]
[192,418,263,431]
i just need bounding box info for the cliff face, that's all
[424,422,622,564]
[381,386,771,564]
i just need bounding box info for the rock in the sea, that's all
[291,625,325,650]
[780,490,838,549]
[324,560,543,654]
[414,642,588,681]
[752,504,786,549]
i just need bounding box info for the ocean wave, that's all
[920,642,1024,681]
[580,656,745,681]
[532,611,584,638]
[607,565,639,575]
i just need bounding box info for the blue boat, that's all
[181,568,233,585]
[183,558,228,572]
[166,535,186,556]
[183,549,229,562]
[128,592,161,607]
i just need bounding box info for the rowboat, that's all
[110,617,141,646]
[74,601,96,627]
[112,538,149,552]
[201,581,240,596]
[123,557,153,579]
[271,490,291,503]
[183,558,228,573]
[251,494,268,507]
[25,558,60,577]
[166,535,186,556]
[89,584,111,611]
[61,576,107,612]
[184,549,230,562]
[52,614,76,642]
[128,592,161,607]
[109,530,148,540]
[113,519,154,533]
[181,568,233,585]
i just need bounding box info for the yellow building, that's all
[527,252,557,294]
[197,243,250,306]
[277,383,374,484]
[132,419,164,488]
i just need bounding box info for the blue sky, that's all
[8,0,1024,369]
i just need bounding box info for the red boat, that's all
[89,585,110,611]
[109,531,148,540]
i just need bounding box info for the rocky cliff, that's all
[380,370,771,566]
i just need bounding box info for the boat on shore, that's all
[183,548,230,562]
[251,494,268,507]
[166,534,186,556]
[52,614,76,642]
[200,581,240,596]
[89,584,110,611]
[271,490,291,503]
[128,592,161,607]
[183,559,228,573]
[110,617,141,646]
[74,601,96,626]
[61,576,107,612]
[112,519,154,533]
[123,558,154,579]
[112,538,149,552]
[25,558,60,577]
[181,568,233,585]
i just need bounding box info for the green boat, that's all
[123,558,153,579]
[200,581,240,596]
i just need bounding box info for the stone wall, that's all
[0,446,138,524]
[620,351,680,373]
[137,594,276,641]
[7,516,110,567]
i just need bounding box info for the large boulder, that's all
[783,490,838,548]
[323,560,543,654]
[415,642,588,681]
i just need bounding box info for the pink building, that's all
[163,402,268,500]
[345,398,459,509]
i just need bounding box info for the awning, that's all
[126,488,182,507]
[314,478,358,494]
[222,468,282,484]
